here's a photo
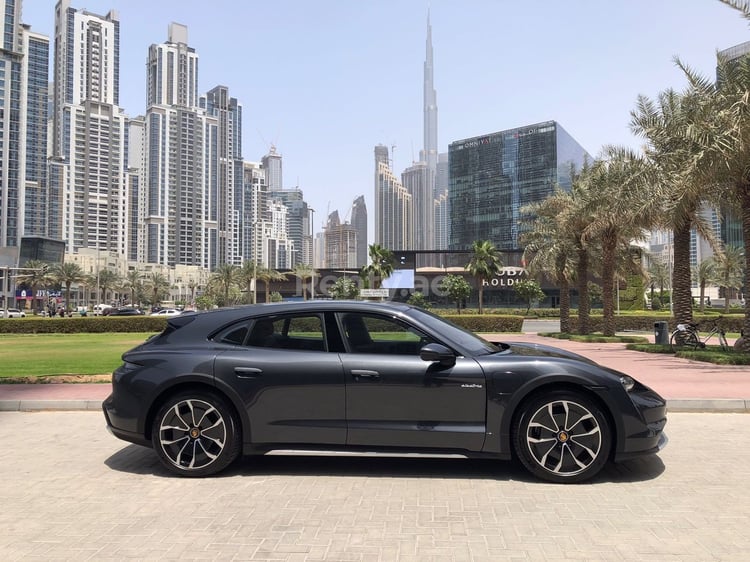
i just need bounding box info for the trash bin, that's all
[654,321,669,345]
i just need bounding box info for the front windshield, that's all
[408,307,501,357]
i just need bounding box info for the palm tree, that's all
[648,259,671,310]
[14,260,51,313]
[521,188,577,333]
[255,266,287,303]
[50,262,85,312]
[97,268,120,305]
[712,246,745,312]
[209,264,238,307]
[363,244,394,289]
[666,5,750,346]
[466,240,503,314]
[580,148,658,336]
[124,270,143,307]
[630,88,721,326]
[237,261,261,304]
[692,259,717,313]
[291,263,315,300]
[145,272,171,308]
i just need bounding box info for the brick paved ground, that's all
[0,411,748,561]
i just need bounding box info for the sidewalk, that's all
[1,332,749,412]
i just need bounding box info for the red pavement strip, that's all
[0,332,748,412]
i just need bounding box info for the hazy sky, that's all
[22,0,750,240]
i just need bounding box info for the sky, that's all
[21,0,750,241]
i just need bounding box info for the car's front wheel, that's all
[152,391,241,477]
[512,391,611,483]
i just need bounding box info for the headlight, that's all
[620,375,635,392]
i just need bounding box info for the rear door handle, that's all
[234,367,262,378]
[351,369,380,381]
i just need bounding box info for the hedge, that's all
[0,316,168,334]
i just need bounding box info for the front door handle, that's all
[234,367,262,379]
[351,369,380,381]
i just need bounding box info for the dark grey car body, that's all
[103,301,666,482]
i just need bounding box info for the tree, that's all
[97,268,120,305]
[256,266,287,303]
[712,245,745,312]
[521,188,577,333]
[466,240,503,314]
[692,259,717,312]
[237,261,261,304]
[14,260,51,313]
[647,259,671,310]
[438,274,471,314]
[631,87,721,327]
[124,270,144,307]
[208,264,239,307]
[328,276,359,299]
[665,4,750,347]
[580,148,658,336]
[50,262,85,312]
[291,263,315,300]
[144,272,171,307]
[406,292,431,309]
[363,244,394,289]
[514,279,546,314]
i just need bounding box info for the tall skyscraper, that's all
[202,85,244,266]
[350,195,368,267]
[269,187,308,267]
[262,146,283,191]
[423,13,438,183]
[375,145,412,251]
[144,23,218,268]
[50,0,129,255]
[1,0,50,247]
[449,121,591,253]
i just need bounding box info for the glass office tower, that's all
[448,121,590,252]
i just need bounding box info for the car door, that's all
[213,312,346,447]
[338,312,487,451]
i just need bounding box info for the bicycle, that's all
[669,318,730,352]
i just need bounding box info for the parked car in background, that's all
[108,307,145,316]
[1,308,26,318]
[150,308,181,316]
[103,300,668,483]
[93,304,113,316]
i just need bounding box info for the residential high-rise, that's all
[434,152,449,251]
[262,146,283,191]
[1,0,50,247]
[323,210,357,269]
[449,121,591,253]
[50,0,129,256]
[375,145,412,251]
[269,187,309,267]
[202,85,244,266]
[402,161,433,254]
[350,195,368,267]
[144,23,218,268]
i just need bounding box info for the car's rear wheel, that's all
[512,390,611,483]
[152,391,241,477]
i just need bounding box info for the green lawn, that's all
[0,332,156,378]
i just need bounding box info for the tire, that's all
[152,391,241,477]
[670,329,699,351]
[512,390,612,484]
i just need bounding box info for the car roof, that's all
[164,300,416,336]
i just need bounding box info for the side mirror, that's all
[419,343,456,367]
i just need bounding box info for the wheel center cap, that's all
[190,427,201,439]
[558,431,569,443]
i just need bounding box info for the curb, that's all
[1,399,749,413]
[0,400,104,412]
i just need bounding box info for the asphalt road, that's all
[1,411,748,561]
